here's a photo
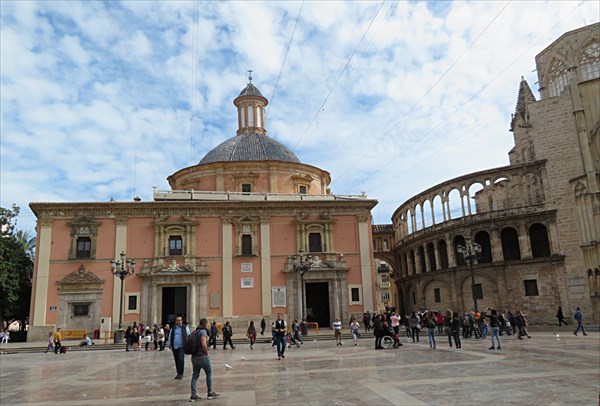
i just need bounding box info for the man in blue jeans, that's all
[169,316,190,380]
[190,318,220,401]
[273,313,287,360]
[573,307,588,336]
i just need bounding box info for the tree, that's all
[0,205,33,331]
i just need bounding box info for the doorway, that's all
[162,287,187,326]
[305,282,330,327]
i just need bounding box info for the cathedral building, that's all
[375,23,600,323]
[28,79,378,341]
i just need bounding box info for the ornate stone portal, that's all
[138,259,210,326]
[56,265,105,333]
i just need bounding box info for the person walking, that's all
[53,328,63,355]
[573,307,588,336]
[168,316,190,380]
[247,321,257,349]
[450,312,462,351]
[273,313,287,360]
[373,314,384,349]
[222,320,235,349]
[409,312,420,343]
[157,324,165,351]
[436,311,444,334]
[260,317,266,335]
[350,317,361,346]
[209,321,218,350]
[332,317,343,346]
[390,312,401,335]
[556,306,568,326]
[487,309,502,350]
[426,311,436,349]
[363,312,371,333]
[515,310,531,339]
[189,318,220,402]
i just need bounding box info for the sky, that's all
[1,0,599,234]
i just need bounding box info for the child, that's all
[144,328,152,351]
[45,332,54,353]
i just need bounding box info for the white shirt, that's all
[333,321,342,331]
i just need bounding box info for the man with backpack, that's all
[168,316,190,380]
[189,318,220,401]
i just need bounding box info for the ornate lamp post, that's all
[110,251,135,343]
[292,248,313,322]
[456,242,481,312]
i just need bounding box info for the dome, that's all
[199,132,300,164]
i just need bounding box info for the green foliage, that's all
[0,205,33,330]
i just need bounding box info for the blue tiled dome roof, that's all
[199,132,300,164]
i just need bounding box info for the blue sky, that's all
[1,1,599,233]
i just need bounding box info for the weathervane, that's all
[247,69,253,83]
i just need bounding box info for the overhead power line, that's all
[266,1,304,120]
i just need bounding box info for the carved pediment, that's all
[57,265,104,291]
[156,260,194,274]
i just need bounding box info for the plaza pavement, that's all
[0,327,598,405]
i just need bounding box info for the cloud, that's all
[1,0,599,233]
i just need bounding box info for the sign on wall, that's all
[272,287,286,307]
[241,263,253,273]
[241,278,254,288]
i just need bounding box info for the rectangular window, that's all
[73,304,89,316]
[308,233,322,253]
[128,295,137,311]
[524,279,539,296]
[348,285,362,304]
[242,183,252,194]
[434,288,441,303]
[241,234,253,256]
[299,185,307,194]
[473,283,483,300]
[381,291,391,301]
[380,274,388,283]
[76,237,91,259]
[169,236,183,256]
[383,240,389,250]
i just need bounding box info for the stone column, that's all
[112,218,128,329]
[447,235,457,267]
[357,215,374,312]
[490,227,502,263]
[260,218,272,315]
[31,218,53,329]
[222,217,233,317]
[189,283,196,326]
[519,223,532,258]
[151,284,157,326]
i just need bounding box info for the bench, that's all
[306,322,319,334]
[61,330,87,340]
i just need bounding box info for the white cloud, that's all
[1,0,599,233]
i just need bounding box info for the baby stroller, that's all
[286,332,301,348]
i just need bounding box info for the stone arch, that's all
[448,188,462,220]
[501,227,521,260]
[421,277,451,311]
[546,57,569,97]
[453,235,467,266]
[423,198,433,228]
[438,239,449,269]
[468,182,485,215]
[474,230,493,263]
[579,38,600,81]
[457,271,497,312]
[417,245,426,273]
[426,241,436,271]
[432,194,444,225]
[406,208,413,235]
[529,223,551,258]
[415,203,423,231]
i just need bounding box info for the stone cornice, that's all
[29,200,378,219]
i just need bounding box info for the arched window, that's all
[426,242,436,271]
[453,235,466,266]
[410,250,416,275]
[501,227,521,260]
[548,59,568,97]
[403,252,409,277]
[438,239,449,269]
[529,223,551,257]
[474,231,493,263]
[247,105,255,127]
[418,246,426,273]
[580,41,600,81]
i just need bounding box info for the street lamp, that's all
[292,248,313,322]
[456,242,482,312]
[110,251,135,343]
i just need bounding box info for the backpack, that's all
[183,330,199,355]
[427,319,436,329]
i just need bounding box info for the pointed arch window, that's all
[548,59,568,97]
[580,41,600,81]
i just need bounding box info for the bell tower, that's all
[233,70,269,136]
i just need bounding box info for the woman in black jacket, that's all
[373,314,384,349]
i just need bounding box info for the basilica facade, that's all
[374,23,600,324]
[28,81,377,341]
